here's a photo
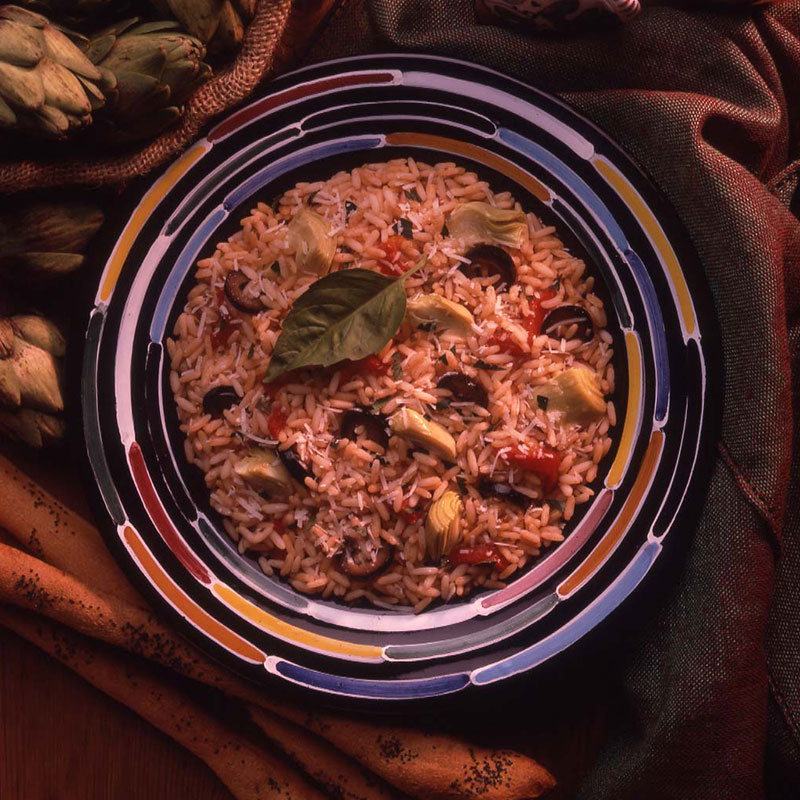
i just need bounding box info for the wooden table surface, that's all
[0,2,615,796]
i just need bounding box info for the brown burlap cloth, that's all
[0,0,293,194]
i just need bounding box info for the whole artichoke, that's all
[149,0,255,52]
[0,314,65,447]
[0,200,104,280]
[87,19,211,142]
[0,5,114,138]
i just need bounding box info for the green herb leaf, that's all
[441,223,449,237]
[537,395,549,411]
[546,499,565,512]
[417,321,437,332]
[270,261,280,274]
[391,350,403,381]
[439,354,448,364]
[551,277,561,292]
[345,200,356,219]
[303,515,317,532]
[456,475,468,495]
[372,396,392,413]
[474,359,508,371]
[450,345,457,355]
[247,344,255,359]
[264,259,426,383]
[436,398,451,411]
[394,218,413,239]
[307,191,318,205]
[404,187,422,203]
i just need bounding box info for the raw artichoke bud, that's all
[0,315,64,413]
[87,19,211,143]
[447,202,529,249]
[234,448,293,496]
[406,294,474,335]
[0,406,65,447]
[534,367,606,426]
[0,5,114,138]
[0,200,104,280]
[287,208,336,275]
[148,0,253,51]
[388,408,457,461]
[425,489,463,561]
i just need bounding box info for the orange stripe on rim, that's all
[594,158,696,336]
[606,331,643,489]
[99,142,208,303]
[557,430,664,598]
[213,583,383,663]
[122,525,264,663]
[385,132,550,202]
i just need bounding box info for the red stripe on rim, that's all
[128,441,212,584]
[208,72,397,142]
[480,488,615,609]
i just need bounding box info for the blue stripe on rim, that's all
[470,539,662,685]
[273,660,471,699]
[150,208,227,342]
[222,136,383,211]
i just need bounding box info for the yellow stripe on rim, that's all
[122,525,265,663]
[557,430,664,598]
[606,331,643,489]
[213,583,383,663]
[593,158,696,336]
[385,132,550,203]
[99,142,209,303]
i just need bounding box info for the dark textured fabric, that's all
[307,3,800,797]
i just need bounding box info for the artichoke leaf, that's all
[447,201,529,249]
[288,208,336,276]
[534,367,606,426]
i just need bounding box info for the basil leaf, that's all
[441,223,449,237]
[536,395,549,411]
[270,261,280,274]
[394,218,413,239]
[372,396,392,412]
[391,351,403,380]
[264,259,425,382]
[404,187,422,202]
[456,475,468,495]
[345,200,356,219]
[474,359,507,371]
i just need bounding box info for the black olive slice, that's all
[459,244,516,289]
[336,540,395,579]
[340,409,390,449]
[437,372,489,407]
[224,271,263,313]
[477,478,532,508]
[541,305,594,341]
[202,385,239,417]
[277,446,312,485]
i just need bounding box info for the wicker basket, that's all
[0,0,293,194]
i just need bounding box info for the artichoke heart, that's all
[288,208,336,275]
[534,367,606,426]
[425,489,464,561]
[0,316,63,413]
[447,202,529,249]
[234,448,293,495]
[406,294,474,335]
[388,408,457,461]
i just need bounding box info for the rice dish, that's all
[167,157,616,612]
